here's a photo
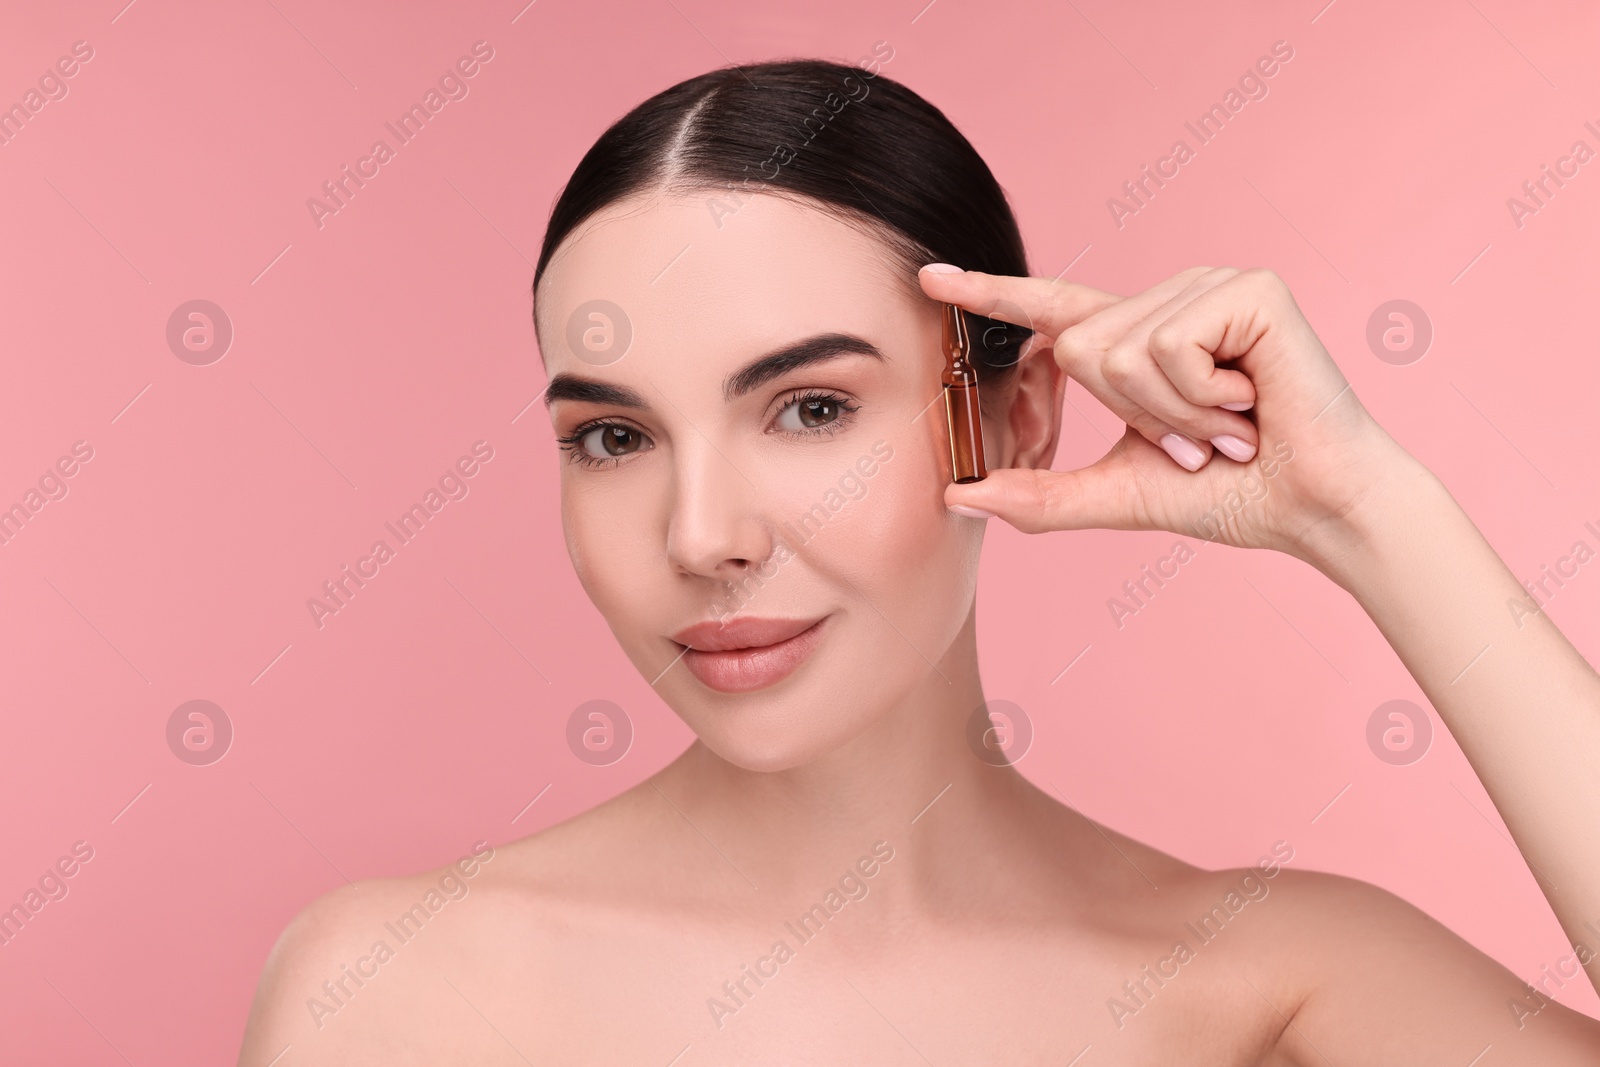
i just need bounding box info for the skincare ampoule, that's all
[942,302,988,483]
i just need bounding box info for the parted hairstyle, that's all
[531,55,1035,381]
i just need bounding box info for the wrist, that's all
[1289,447,1448,589]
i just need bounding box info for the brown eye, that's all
[775,393,854,433]
[799,397,839,427]
[577,424,651,460]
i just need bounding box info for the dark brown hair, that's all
[532,56,1034,379]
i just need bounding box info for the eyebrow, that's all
[543,332,886,410]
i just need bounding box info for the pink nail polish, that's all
[1220,400,1253,411]
[949,503,994,518]
[922,263,964,274]
[1210,434,1256,462]
[1159,433,1207,471]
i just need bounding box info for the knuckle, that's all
[1240,266,1283,291]
[1146,322,1182,357]
[1053,323,1097,368]
[1102,348,1137,387]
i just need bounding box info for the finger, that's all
[1049,335,1223,472]
[1047,269,1242,468]
[1080,377,1220,472]
[943,456,1138,534]
[1050,344,1202,465]
[1141,272,1263,411]
[1045,267,1223,385]
[917,265,1123,340]
[1094,269,1258,456]
[942,427,1174,533]
[1147,268,1340,400]
[1145,329,1258,410]
[1100,361,1257,464]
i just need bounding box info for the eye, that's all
[772,390,858,435]
[558,422,654,468]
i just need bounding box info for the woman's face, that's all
[537,191,1000,772]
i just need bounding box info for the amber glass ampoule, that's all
[941,302,987,483]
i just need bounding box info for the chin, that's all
[682,707,874,774]
[705,740,816,775]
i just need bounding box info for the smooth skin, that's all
[239,193,1600,1065]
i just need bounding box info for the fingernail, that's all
[922,262,964,274]
[949,503,994,518]
[1159,432,1207,471]
[1220,400,1253,411]
[1210,434,1256,462]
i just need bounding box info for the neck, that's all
[650,602,1048,905]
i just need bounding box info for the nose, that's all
[664,440,777,581]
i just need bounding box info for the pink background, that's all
[3,0,1598,1060]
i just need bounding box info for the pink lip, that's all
[670,616,829,693]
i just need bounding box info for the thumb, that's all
[942,445,1159,534]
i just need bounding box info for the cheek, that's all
[867,457,976,616]
[806,428,980,664]
[560,477,658,628]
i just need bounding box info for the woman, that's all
[239,58,1600,1063]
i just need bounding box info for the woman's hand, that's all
[921,265,1600,1022]
[918,264,1421,565]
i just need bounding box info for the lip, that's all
[670,615,829,693]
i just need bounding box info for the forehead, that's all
[535,191,920,371]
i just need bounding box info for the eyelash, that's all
[555,389,860,470]
[773,388,860,439]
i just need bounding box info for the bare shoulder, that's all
[1038,810,1600,1063]
[236,785,687,1066]
[236,840,502,1066]
[1219,865,1600,1065]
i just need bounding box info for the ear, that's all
[985,339,1062,471]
